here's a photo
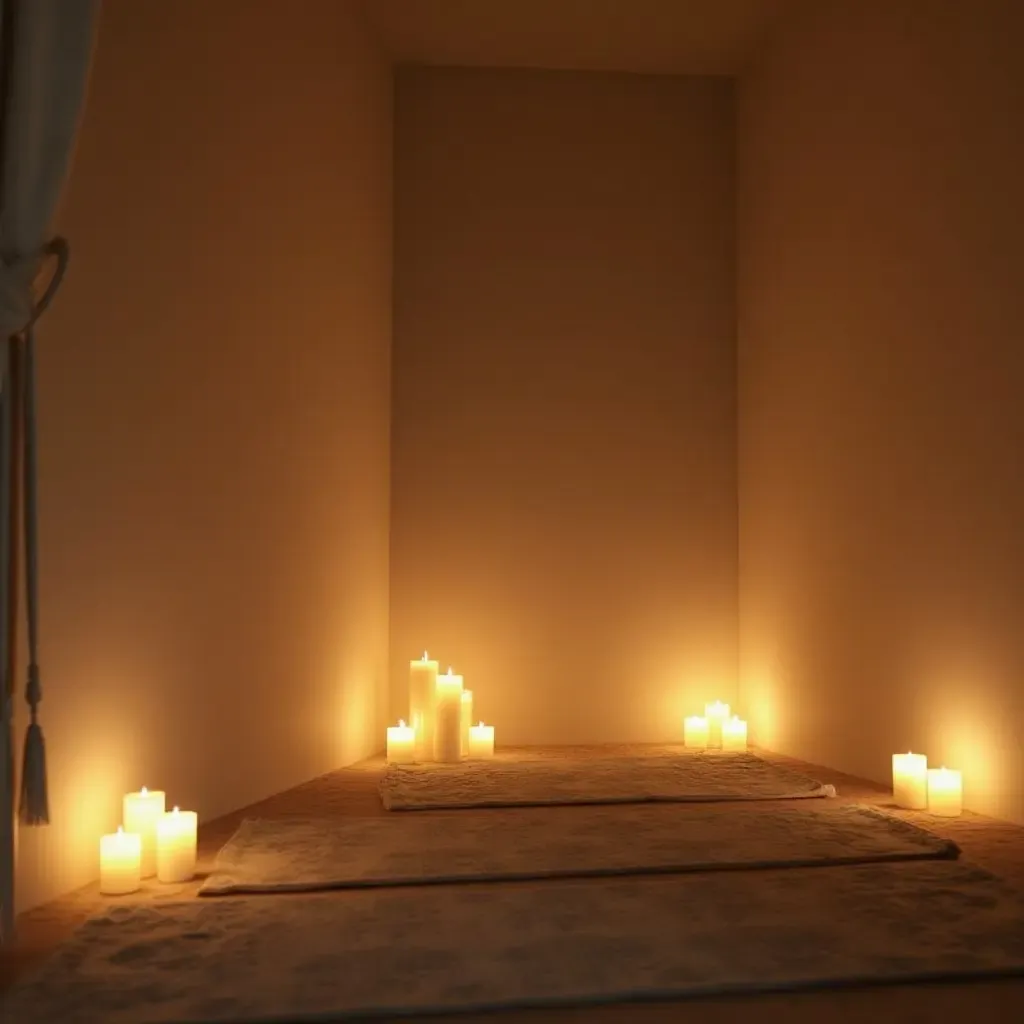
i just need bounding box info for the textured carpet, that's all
[6,860,1024,1023]
[380,749,833,810]
[199,803,957,895]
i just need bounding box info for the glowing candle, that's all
[468,721,495,759]
[156,807,198,884]
[386,719,416,764]
[409,652,439,761]
[704,701,731,748]
[433,667,464,763]
[99,826,142,895]
[721,716,748,751]
[891,752,928,809]
[123,787,166,878]
[684,715,709,749]
[927,766,963,817]
[460,689,474,757]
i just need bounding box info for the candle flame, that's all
[447,666,453,675]
[173,806,180,814]
[477,721,484,727]
[398,719,406,728]
[140,786,148,796]
[421,651,429,661]
[116,825,124,834]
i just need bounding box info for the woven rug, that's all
[199,803,957,895]
[380,749,833,810]
[5,860,1024,1023]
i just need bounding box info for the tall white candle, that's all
[684,716,709,749]
[433,667,464,763]
[704,701,730,748]
[156,807,198,884]
[927,766,963,817]
[123,787,166,878]
[409,652,439,761]
[892,752,928,809]
[460,689,474,757]
[468,721,495,759]
[721,716,748,751]
[99,826,141,895]
[386,719,416,764]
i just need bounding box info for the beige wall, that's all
[15,0,392,912]
[737,0,1024,821]
[391,67,737,743]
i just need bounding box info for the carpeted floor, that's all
[199,802,956,895]
[379,748,831,810]
[3,744,1024,1024]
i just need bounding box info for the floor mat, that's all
[199,802,956,895]
[5,860,1024,1022]
[380,749,833,810]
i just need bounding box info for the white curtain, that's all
[0,0,99,944]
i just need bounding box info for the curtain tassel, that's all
[18,664,48,825]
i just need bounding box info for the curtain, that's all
[0,0,99,944]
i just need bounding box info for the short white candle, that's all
[468,721,495,759]
[927,766,963,817]
[433,668,464,762]
[721,716,748,751]
[460,689,474,757]
[123,787,166,878]
[386,719,416,764]
[704,701,731,748]
[684,715,709,749]
[891,752,928,809]
[408,652,439,761]
[99,826,142,895]
[156,806,198,883]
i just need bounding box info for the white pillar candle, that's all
[704,701,731,748]
[123,787,166,878]
[721,716,748,751]
[927,766,963,817]
[684,715,709,749]
[409,652,439,761]
[433,667,464,763]
[468,721,495,759]
[99,826,142,895]
[386,719,416,764]
[891,751,928,809]
[460,689,474,757]
[156,807,198,884]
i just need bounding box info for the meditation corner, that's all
[1,0,1023,1022]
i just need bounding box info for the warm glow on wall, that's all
[334,671,375,766]
[924,698,1000,814]
[743,670,780,751]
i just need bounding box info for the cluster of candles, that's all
[99,787,198,895]
[683,701,748,750]
[385,652,496,764]
[891,752,962,817]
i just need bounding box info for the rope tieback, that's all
[0,236,69,827]
[0,239,68,336]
